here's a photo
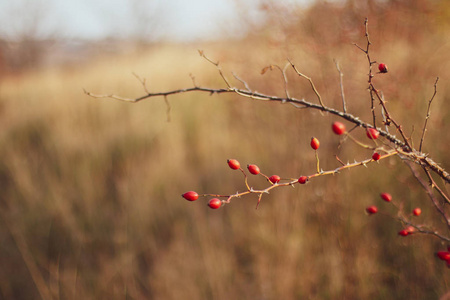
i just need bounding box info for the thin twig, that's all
[380,96,390,133]
[315,150,320,174]
[419,77,439,152]
[164,95,171,122]
[189,73,198,87]
[132,72,150,94]
[423,168,450,206]
[282,62,291,100]
[354,18,377,127]
[334,59,347,113]
[288,59,325,108]
[369,84,413,151]
[232,72,251,92]
[335,155,346,166]
[198,49,232,88]
[261,64,291,100]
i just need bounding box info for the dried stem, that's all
[198,49,232,88]
[315,150,320,174]
[232,72,251,92]
[419,77,439,152]
[334,59,347,113]
[164,95,171,122]
[288,59,325,108]
[261,63,291,100]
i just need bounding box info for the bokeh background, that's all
[0,0,449,299]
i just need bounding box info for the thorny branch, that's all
[353,18,377,127]
[351,21,449,235]
[84,75,450,184]
[353,18,415,152]
[202,151,398,208]
[85,19,449,243]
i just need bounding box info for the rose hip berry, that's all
[182,191,199,201]
[332,121,346,135]
[227,159,240,170]
[247,164,260,175]
[413,208,422,216]
[298,176,308,184]
[436,251,450,261]
[269,175,281,184]
[398,229,410,237]
[406,226,415,232]
[366,128,380,140]
[399,226,415,236]
[372,152,381,161]
[366,205,378,215]
[378,63,388,73]
[208,198,222,209]
[310,137,320,150]
[380,193,392,202]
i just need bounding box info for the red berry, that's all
[332,122,346,135]
[366,205,378,215]
[269,175,281,184]
[208,198,222,209]
[436,251,450,261]
[398,229,409,237]
[366,128,380,140]
[406,226,415,232]
[227,159,240,170]
[310,137,320,150]
[399,226,415,236]
[413,208,421,216]
[298,176,308,184]
[182,191,199,201]
[380,193,392,202]
[247,164,260,175]
[378,63,388,73]
[372,152,381,161]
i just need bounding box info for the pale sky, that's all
[0,0,311,41]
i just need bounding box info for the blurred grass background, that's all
[0,0,450,299]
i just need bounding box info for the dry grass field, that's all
[0,1,449,299]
